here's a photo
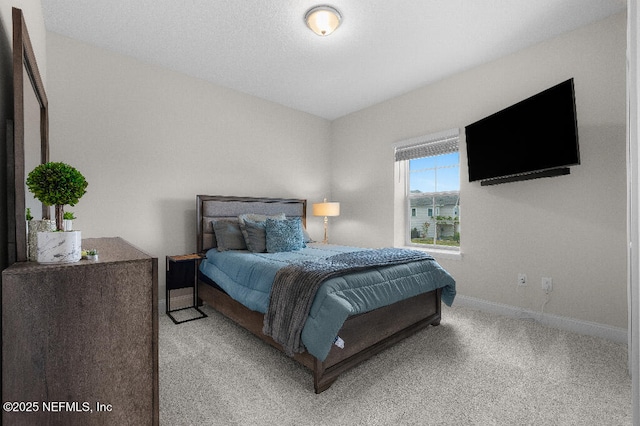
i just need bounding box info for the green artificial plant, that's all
[26,162,88,231]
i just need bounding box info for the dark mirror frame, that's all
[8,7,49,264]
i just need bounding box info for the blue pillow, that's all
[212,219,247,251]
[243,220,268,253]
[265,217,306,253]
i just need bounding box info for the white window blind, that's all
[394,128,459,161]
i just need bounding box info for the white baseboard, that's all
[453,295,628,345]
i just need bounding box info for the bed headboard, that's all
[196,195,307,253]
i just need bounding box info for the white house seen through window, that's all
[409,153,460,247]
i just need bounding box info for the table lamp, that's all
[312,198,340,244]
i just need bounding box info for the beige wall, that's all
[0,1,46,271]
[331,13,628,329]
[46,32,332,299]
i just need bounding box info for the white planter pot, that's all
[36,231,82,264]
[27,220,55,262]
[63,219,73,231]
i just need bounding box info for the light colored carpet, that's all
[159,304,631,425]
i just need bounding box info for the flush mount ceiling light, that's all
[305,5,342,36]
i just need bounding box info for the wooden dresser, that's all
[2,237,158,426]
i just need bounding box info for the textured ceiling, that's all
[41,0,626,120]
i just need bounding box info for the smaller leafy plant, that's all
[81,249,98,259]
[63,211,76,220]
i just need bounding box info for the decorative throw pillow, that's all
[238,213,286,252]
[265,217,306,253]
[242,220,268,253]
[212,219,247,251]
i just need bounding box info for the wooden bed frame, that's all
[195,195,442,393]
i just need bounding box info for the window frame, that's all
[395,128,461,252]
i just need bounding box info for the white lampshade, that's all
[305,6,342,36]
[312,201,340,217]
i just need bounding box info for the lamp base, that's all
[322,216,329,244]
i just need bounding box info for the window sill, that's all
[401,245,462,261]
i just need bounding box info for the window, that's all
[395,129,460,249]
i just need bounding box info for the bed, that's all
[196,195,456,393]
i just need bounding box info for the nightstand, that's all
[166,253,208,324]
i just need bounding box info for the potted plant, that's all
[63,211,76,231]
[84,249,98,261]
[26,162,88,263]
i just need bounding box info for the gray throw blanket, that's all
[263,248,434,356]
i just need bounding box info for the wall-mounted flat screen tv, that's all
[465,78,580,185]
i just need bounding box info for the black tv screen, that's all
[465,79,580,184]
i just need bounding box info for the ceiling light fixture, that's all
[305,5,342,36]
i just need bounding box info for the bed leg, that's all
[313,359,337,394]
[431,290,442,326]
[431,313,441,326]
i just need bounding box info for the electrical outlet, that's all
[542,277,553,293]
[517,273,527,286]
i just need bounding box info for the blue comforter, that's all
[199,243,456,360]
